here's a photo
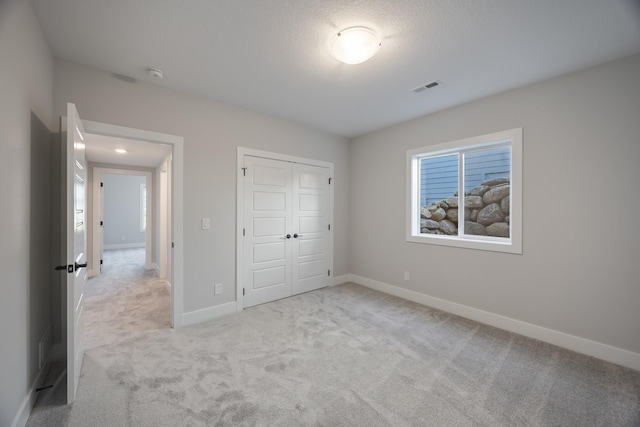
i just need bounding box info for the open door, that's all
[65,102,87,403]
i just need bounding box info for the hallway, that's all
[84,248,171,351]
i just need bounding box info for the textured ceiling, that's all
[84,133,172,168]
[32,0,640,138]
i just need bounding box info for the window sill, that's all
[406,233,522,254]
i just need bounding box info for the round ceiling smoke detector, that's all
[147,68,164,79]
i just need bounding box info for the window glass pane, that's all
[419,154,458,236]
[463,147,510,237]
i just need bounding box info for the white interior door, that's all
[243,156,293,308]
[242,155,330,308]
[66,103,87,403]
[291,163,330,295]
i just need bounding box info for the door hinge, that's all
[100,220,103,226]
[329,178,332,184]
[242,167,247,176]
[171,242,174,248]
[100,182,103,187]
[100,259,103,265]
[243,228,246,236]
[328,270,331,276]
[243,288,245,296]
[328,224,331,231]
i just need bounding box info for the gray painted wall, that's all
[0,1,54,425]
[102,173,146,247]
[3,1,639,423]
[350,54,640,355]
[52,58,351,314]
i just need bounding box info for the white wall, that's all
[102,173,146,247]
[0,0,54,425]
[349,54,640,362]
[53,59,350,313]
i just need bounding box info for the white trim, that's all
[329,274,351,287]
[236,147,335,312]
[92,168,152,270]
[10,356,51,427]
[82,119,184,328]
[182,301,237,327]
[104,242,146,250]
[406,127,523,254]
[350,274,640,371]
[151,262,160,274]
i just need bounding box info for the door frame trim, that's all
[81,119,185,328]
[236,147,334,312]
[90,167,153,277]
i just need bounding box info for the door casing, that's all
[79,119,185,327]
[90,167,154,277]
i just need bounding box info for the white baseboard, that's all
[11,356,51,427]
[349,274,640,372]
[329,274,351,287]
[104,242,145,250]
[182,301,237,327]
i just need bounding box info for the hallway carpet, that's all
[27,250,640,426]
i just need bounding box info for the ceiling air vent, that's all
[111,73,137,84]
[413,80,442,93]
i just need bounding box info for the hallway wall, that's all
[102,174,147,248]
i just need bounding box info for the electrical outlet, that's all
[214,283,222,295]
[404,271,410,281]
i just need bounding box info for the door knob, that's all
[55,264,73,273]
[75,261,88,271]
[293,233,303,238]
[281,234,291,239]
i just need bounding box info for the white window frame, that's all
[406,128,523,254]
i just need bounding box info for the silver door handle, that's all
[281,234,292,239]
[293,234,303,238]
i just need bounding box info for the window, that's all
[407,128,522,254]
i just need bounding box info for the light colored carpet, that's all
[28,249,640,426]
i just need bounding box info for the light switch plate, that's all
[202,218,210,230]
[214,283,222,295]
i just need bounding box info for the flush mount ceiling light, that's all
[115,148,127,154]
[330,27,381,65]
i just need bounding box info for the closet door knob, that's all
[293,233,303,238]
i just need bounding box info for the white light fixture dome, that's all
[331,27,381,65]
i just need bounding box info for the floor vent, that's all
[413,80,442,93]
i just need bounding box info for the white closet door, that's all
[243,156,293,308]
[291,163,330,295]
